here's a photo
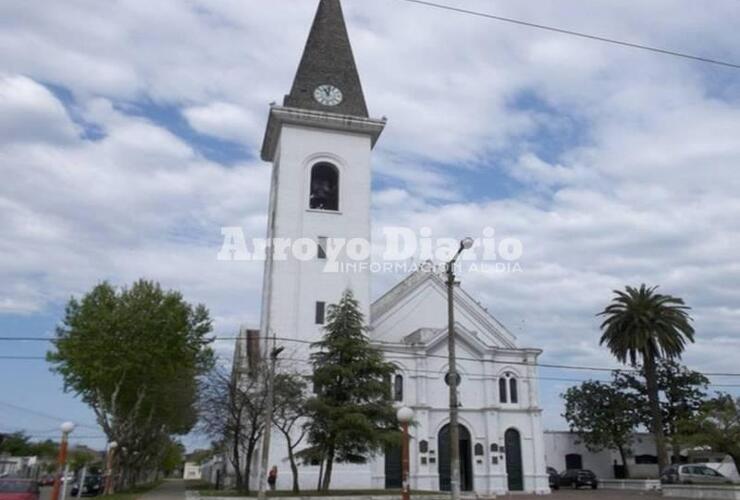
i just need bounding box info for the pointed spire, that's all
[283,0,369,117]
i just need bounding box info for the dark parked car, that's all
[70,475,104,497]
[0,479,40,500]
[546,467,560,490]
[560,469,598,489]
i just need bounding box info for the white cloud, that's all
[183,101,258,145]
[0,74,78,144]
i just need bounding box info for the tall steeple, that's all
[283,0,369,117]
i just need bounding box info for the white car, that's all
[662,464,734,485]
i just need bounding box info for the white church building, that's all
[235,0,550,495]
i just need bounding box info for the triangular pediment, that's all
[370,269,517,349]
[417,322,489,357]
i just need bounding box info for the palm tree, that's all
[598,284,695,473]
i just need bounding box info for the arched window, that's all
[394,374,404,402]
[474,443,484,456]
[499,377,508,403]
[309,163,339,211]
[500,372,518,404]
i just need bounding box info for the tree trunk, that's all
[672,435,682,467]
[618,445,630,479]
[644,355,669,473]
[244,441,257,494]
[231,432,243,491]
[321,442,335,491]
[316,457,324,491]
[286,444,300,493]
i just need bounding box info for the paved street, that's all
[40,483,666,500]
[139,480,185,500]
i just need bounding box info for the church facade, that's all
[238,0,550,495]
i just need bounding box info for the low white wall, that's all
[663,485,740,499]
[600,479,661,491]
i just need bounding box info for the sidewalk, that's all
[138,480,185,500]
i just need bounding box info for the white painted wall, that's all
[261,122,374,361]
[184,462,202,480]
[544,431,661,479]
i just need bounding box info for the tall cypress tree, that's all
[306,289,398,491]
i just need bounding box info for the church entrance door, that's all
[384,444,402,488]
[505,428,524,491]
[437,424,473,492]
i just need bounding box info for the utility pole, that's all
[446,238,473,500]
[257,333,284,500]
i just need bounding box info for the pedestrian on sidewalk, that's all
[268,466,278,491]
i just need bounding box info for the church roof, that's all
[370,266,519,349]
[283,0,369,118]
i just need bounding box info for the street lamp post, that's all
[50,422,76,500]
[104,441,117,495]
[446,238,474,500]
[396,407,414,500]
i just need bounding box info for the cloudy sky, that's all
[1,0,739,451]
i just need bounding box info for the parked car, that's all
[560,469,598,489]
[661,464,734,485]
[70,475,104,497]
[546,467,560,490]
[0,479,41,500]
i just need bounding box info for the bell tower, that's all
[259,0,385,350]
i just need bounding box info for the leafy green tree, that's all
[68,447,101,472]
[0,432,34,456]
[598,284,695,472]
[160,440,185,476]
[30,440,59,459]
[273,371,309,493]
[615,359,708,464]
[681,394,740,474]
[48,280,214,487]
[306,290,398,491]
[562,381,640,477]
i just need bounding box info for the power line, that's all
[399,0,740,70]
[8,335,740,378]
[234,335,740,379]
[270,354,740,389]
[0,401,99,431]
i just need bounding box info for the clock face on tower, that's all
[313,85,343,106]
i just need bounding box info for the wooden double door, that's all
[437,424,473,492]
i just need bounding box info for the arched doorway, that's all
[505,428,524,491]
[438,424,473,492]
